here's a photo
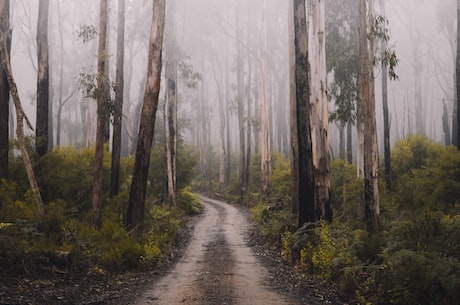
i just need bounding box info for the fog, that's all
[6,0,457,157]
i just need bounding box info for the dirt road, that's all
[134,196,297,305]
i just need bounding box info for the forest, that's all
[0,0,459,304]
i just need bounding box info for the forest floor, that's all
[0,196,340,305]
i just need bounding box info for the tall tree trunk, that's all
[56,0,64,148]
[225,47,231,185]
[382,50,391,190]
[0,29,46,223]
[36,0,50,157]
[259,60,271,195]
[379,0,391,190]
[308,0,332,222]
[293,0,315,227]
[260,0,271,195]
[456,0,460,150]
[236,5,247,199]
[0,0,10,180]
[246,41,252,191]
[359,0,380,231]
[163,0,177,207]
[110,0,125,197]
[289,0,299,218]
[212,60,227,186]
[91,0,109,229]
[127,0,166,242]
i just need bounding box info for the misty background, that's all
[8,0,456,158]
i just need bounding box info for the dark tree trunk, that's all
[36,0,50,157]
[293,0,315,227]
[91,0,109,230]
[347,121,353,164]
[289,0,299,218]
[127,0,166,242]
[339,123,345,160]
[110,0,125,197]
[456,0,460,150]
[443,100,451,146]
[380,0,391,190]
[382,62,391,190]
[0,0,10,180]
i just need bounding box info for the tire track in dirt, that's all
[133,195,295,305]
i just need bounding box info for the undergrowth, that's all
[0,144,201,275]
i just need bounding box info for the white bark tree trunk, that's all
[308,0,332,221]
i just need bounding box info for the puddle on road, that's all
[134,196,292,305]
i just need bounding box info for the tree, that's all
[91,0,109,229]
[211,58,227,186]
[110,0,125,197]
[378,0,391,190]
[293,0,316,227]
[236,3,248,199]
[0,21,46,223]
[0,0,10,180]
[259,0,271,195]
[325,0,359,165]
[457,0,460,150]
[127,0,166,242]
[308,0,332,222]
[36,0,50,157]
[163,0,177,207]
[358,0,380,231]
[289,0,299,218]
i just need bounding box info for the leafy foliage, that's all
[1,143,198,274]
[247,136,460,305]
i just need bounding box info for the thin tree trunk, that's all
[359,0,380,231]
[347,121,353,164]
[110,0,125,197]
[225,47,231,184]
[0,30,46,223]
[443,100,451,146]
[56,0,64,148]
[380,0,391,189]
[91,0,109,229]
[236,5,247,199]
[0,0,10,180]
[339,123,345,160]
[293,0,315,227]
[456,0,460,150]
[36,0,50,157]
[260,0,271,195]
[163,0,177,207]
[127,0,166,242]
[212,60,227,186]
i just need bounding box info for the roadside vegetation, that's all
[0,143,202,276]
[202,135,460,305]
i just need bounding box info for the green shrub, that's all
[76,219,142,270]
[176,187,203,215]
